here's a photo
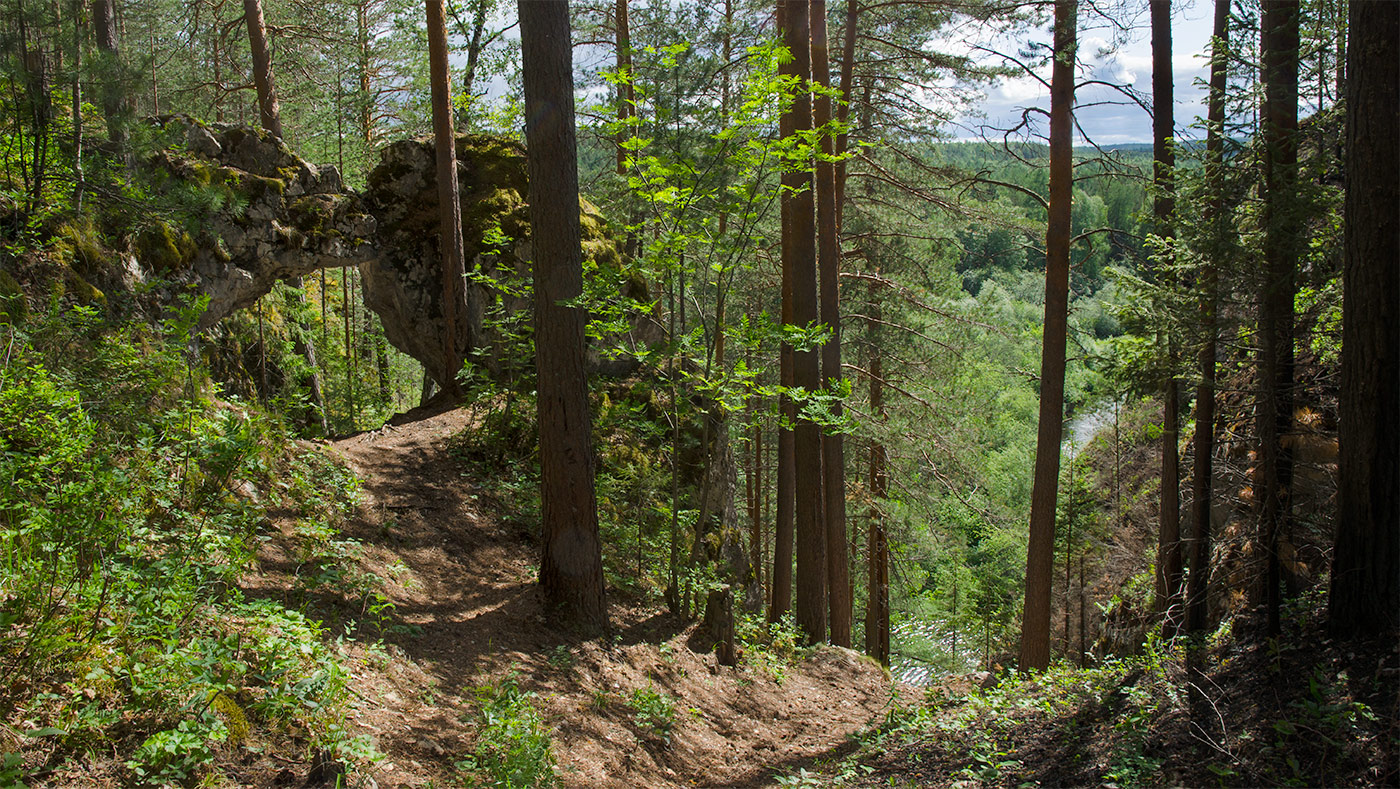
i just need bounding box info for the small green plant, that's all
[125,718,224,785]
[588,688,613,712]
[735,613,807,684]
[627,681,675,742]
[547,645,574,671]
[774,767,829,787]
[459,676,556,788]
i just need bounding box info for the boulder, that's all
[142,116,376,330]
[360,133,648,388]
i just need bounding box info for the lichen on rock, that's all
[143,116,376,329]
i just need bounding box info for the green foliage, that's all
[626,681,676,742]
[592,380,671,598]
[0,304,371,783]
[460,676,557,788]
[735,613,808,684]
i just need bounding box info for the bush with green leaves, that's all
[0,303,372,784]
[459,676,557,788]
[627,681,676,742]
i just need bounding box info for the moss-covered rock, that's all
[135,221,198,273]
[137,116,377,329]
[359,132,641,388]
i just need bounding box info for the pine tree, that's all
[1329,0,1399,639]
[1019,0,1075,673]
[519,0,609,632]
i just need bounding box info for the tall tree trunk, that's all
[811,0,849,648]
[1187,0,1229,640]
[780,0,826,646]
[1329,0,1399,639]
[748,354,763,596]
[461,0,489,104]
[614,0,632,175]
[90,0,125,152]
[358,0,373,144]
[833,0,857,227]
[240,9,327,432]
[769,1,797,627]
[70,0,82,209]
[242,0,282,138]
[1258,0,1299,637]
[519,0,608,633]
[865,276,889,665]
[1019,0,1075,673]
[428,0,468,397]
[1150,0,1183,638]
[284,281,330,436]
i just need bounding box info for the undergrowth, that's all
[0,302,377,785]
[777,596,1394,788]
[457,675,557,789]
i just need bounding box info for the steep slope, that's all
[253,402,894,787]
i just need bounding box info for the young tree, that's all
[519,0,608,632]
[1150,0,1183,637]
[1328,0,1398,639]
[1019,0,1075,673]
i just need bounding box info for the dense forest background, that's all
[0,0,1394,785]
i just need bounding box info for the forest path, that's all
[274,402,897,788]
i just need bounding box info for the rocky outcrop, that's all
[360,133,650,388]
[359,135,524,388]
[116,119,649,385]
[144,117,376,329]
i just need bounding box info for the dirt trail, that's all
[280,403,895,788]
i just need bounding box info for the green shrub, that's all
[459,676,557,788]
[627,681,675,741]
[0,305,369,783]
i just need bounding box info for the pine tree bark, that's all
[428,0,468,396]
[770,0,797,627]
[1019,0,1075,673]
[239,4,330,431]
[461,0,489,104]
[614,0,633,175]
[91,0,125,150]
[811,0,850,648]
[284,281,330,436]
[242,0,283,139]
[69,0,82,209]
[865,277,889,665]
[1187,0,1229,639]
[519,0,608,632]
[833,0,858,227]
[781,0,827,646]
[1329,0,1399,639]
[1150,0,1183,638]
[1258,0,1299,637]
[357,0,373,144]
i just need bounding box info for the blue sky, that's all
[946,1,1220,145]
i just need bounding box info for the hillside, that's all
[276,402,896,788]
